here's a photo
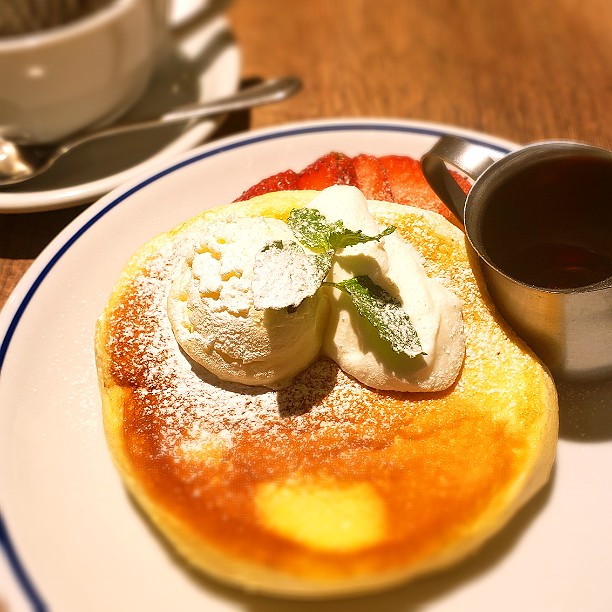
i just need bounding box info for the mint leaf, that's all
[287,208,334,251]
[329,276,424,357]
[252,241,332,310]
[287,208,395,252]
[328,224,395,250]
[252,209,420,352]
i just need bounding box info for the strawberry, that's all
[296,152,357,190]
[235,152,471,229]
[352,154,393,201]
[235,169,299,201]
[379,155,470,225]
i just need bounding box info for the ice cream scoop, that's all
[167,215,328,388]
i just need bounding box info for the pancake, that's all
[95,190,558,598]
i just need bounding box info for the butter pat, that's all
[167,216,328,388]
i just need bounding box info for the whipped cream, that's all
[168,186,465,392]
[167,216,328,388]
[310,186,465,391]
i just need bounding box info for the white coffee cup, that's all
[0,0,170,144]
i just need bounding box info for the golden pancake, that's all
[95,190,558,598]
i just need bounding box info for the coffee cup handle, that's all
[166,0,219,33]
[421,135,497,224]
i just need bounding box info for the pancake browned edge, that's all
[95,190,558,599]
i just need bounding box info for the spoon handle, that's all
[161,77,302,123]
[62,76,301,151]
[0,76,301,186]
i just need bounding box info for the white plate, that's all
[0,10,240,213]
[1,119,611,612]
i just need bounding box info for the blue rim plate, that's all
[4,119,608,612]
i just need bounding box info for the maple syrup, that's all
[507,242,612,289]
[478,154,612,290]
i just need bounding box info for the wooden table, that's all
[1,0,610,310]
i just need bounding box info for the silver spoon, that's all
[0,76,301,186]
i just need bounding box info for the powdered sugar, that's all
[165,215,327,387]
[103,202,535,477]
[107,232,359,465]
[252,241,326,309]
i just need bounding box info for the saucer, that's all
[0,10,240,214]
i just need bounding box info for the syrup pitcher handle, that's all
[421,135,498,224]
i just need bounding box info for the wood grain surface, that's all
[1,0,610,309]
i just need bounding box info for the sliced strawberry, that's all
[296,152,357,191]
[379,155,471,224]
[352,154,393,201]
[235,152,471,229]
[235,169,299,201]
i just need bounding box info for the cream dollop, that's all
[310,185,465,392]
[167,216,328,388]
[168,186,465,391]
